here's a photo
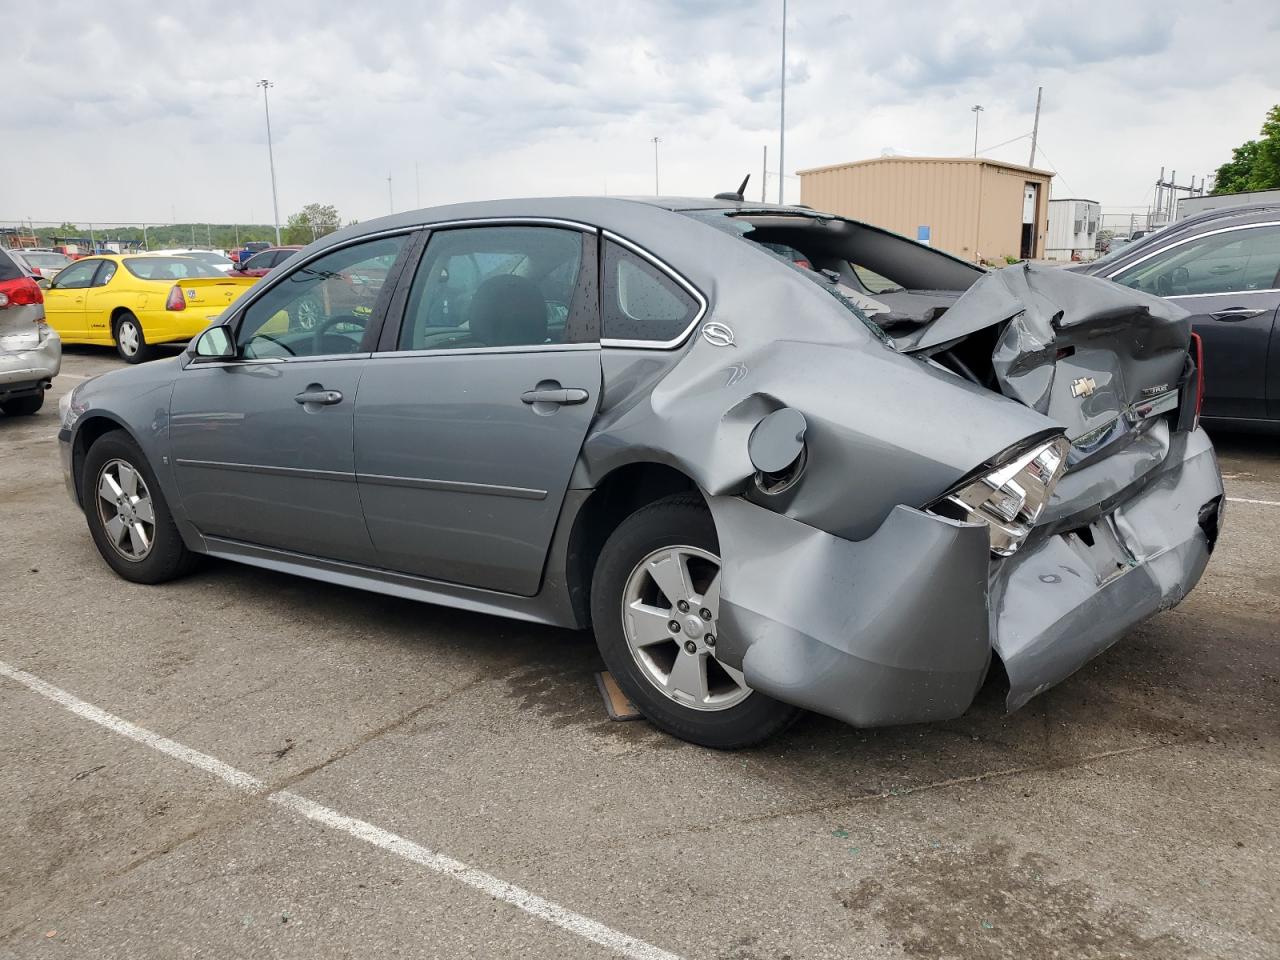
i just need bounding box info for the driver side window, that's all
[1113,226,1280,297]
[237,236,406,359]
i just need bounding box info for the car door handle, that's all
[294,389,343,405]
[1210,307,1266,322]
[521,387,589,405]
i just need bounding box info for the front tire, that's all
[82,431,196,584]
[114,312,152,364]
[590,494,801,748]
[1,393,44,416]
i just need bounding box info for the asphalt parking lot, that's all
[2,348,1278,960]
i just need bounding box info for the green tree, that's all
[283,203,341,244]
[1212,105,1280,194]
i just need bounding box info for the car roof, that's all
[1167,203,1280,233]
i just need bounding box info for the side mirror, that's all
[192,324,236,361]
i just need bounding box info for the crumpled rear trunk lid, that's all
[902,264,1193,465]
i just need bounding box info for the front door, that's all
[1110,223,1280,420]
[169,234,411,562]
[42,258,102,340]
[355,224,601,596]
[82,259,120,341]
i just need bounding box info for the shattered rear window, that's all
[683,209,893,345]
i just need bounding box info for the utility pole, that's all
[778,0,787,203]
[415,161,422,209]
[761,145,768,202]
[190,224,196,247]
[1028,87,1042,168]
[971,104,984,157]
[206,223,212,248]
[256,80,282,246]
[143,224,149,250]
[387,173,394,214]
[651,137,661,195]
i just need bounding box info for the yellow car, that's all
[43,255,258,363]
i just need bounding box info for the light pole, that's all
[256,80,282,246]
[778,0,787,203]
[387,173,394,214]
[651,137,661,195]
[415,161,421,209]
[971,104,984,157]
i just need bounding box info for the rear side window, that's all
[602,240,699,344]
[0,250,24,282]
[397,226,590,351]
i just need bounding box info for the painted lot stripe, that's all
[0,659,683,960]
[1226,496,1280,507]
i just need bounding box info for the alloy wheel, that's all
[96,459,156,561]
[621,545,751,711]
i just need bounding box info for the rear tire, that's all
[1,393,44,416]
[114,312,152,364]
[82,431,197,584]
[590,494,801,749]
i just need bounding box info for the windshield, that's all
[124,257,224,280]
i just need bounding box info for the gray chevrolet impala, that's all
[58,196,1224,747]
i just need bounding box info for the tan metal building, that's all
[797,156,1054,263]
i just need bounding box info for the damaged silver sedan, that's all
[57,196,1224,747]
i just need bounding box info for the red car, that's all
[232,245,302,277]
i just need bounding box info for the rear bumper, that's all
[707,426,1223,727]
[136,310,221,345]
[993,426,1221,709]
[0,329,61,395]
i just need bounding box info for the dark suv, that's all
[1072,204,1280,430]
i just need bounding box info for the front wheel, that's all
[82,431,197,584]
[590,495,801,748]
[114,312,152,364]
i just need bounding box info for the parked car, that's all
[230,241,271,264]
[232,245,303,277]
[1070,204,1280,430]
[149,249,235,273]
[43,255,257,363]
[17,250,74,281]
[0,247,60,416]
[57,196,1223,747]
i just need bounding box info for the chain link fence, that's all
[0,220,279,256]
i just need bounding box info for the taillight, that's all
[165,284,186,311]
[1190,332,1205,428]
[0,277,43,308]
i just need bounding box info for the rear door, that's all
[42,259,102,339]
[354,223,601,596]
[1109,222,1280,420]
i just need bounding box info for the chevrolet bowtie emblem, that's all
[1070,376,1097,399]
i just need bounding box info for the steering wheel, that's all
[313,313,367,354]
[248,332,296,357]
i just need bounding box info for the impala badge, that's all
[701,322,735,347]
[1070,376,1097,399]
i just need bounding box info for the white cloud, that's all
[3,0,1277,226]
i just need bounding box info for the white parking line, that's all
[0,659,682,960]
[1226,497,1280,507]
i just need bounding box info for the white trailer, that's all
[1046,198,1100,262]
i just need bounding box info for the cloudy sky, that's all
[5,0,1279,228]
